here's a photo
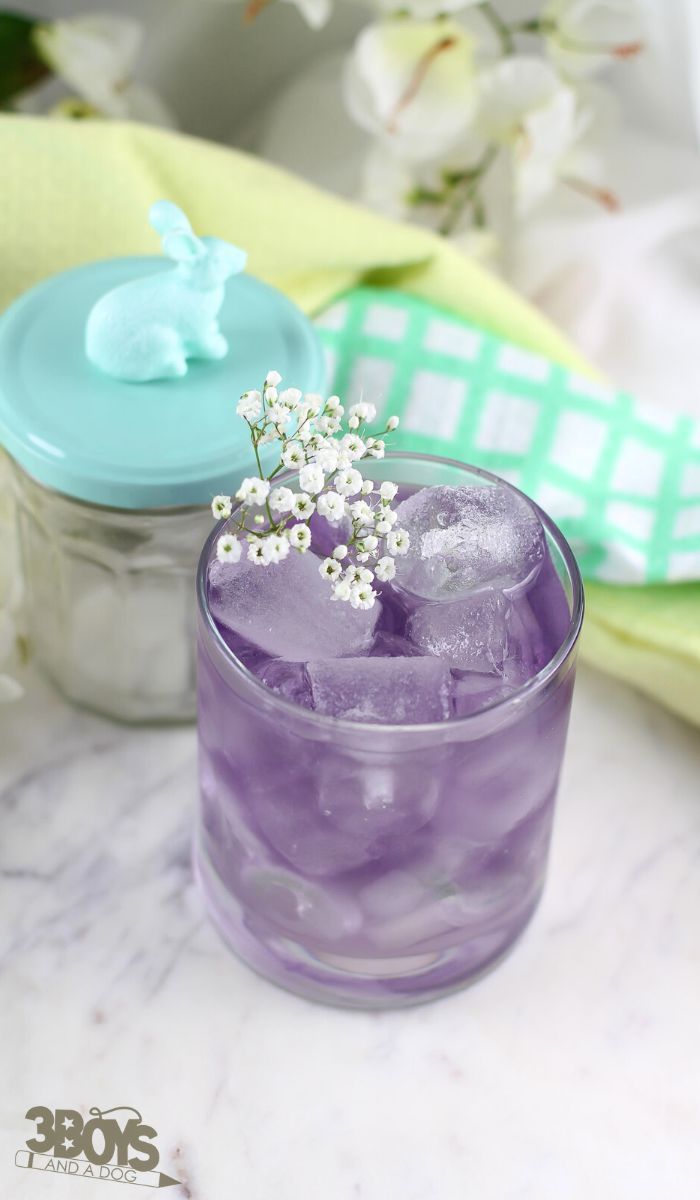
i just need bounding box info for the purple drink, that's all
[195,454,583,1007]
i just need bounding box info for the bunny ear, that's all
[149,200,192,237]
[162,230,205,264]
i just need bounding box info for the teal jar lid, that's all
[0,257,326,509]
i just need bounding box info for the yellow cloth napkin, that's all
[1,114,698,726]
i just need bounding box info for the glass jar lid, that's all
[0,256,325,509]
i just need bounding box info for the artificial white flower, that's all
[247,539,268,564]
[292,493,316,519]
[317,491,346,522]
[282,442,306,469]
[344,19,478,164]
[237,390,262,420]
[332,544,349,560]
[335,468,364,497]
[387,528,411,555]
[386,415,400,431]
[380,480,399,501]
[262,534,290,564]
[375,555,397,581]
[266,403,292,429]
[279,387,302,409]
[237,476,271,505]
[332,579,353,602]
[350,582,377,610]
[266,370,282,386]
[288,523,312,551]
[217,537,242,564]
[299,462,326,495]
[33,14,171,124]
[211,494,233,520]
[349,499,375,524]
[543,0,644,79]
[319,557,342,581]
[269,486,295,514]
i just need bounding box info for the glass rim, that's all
[196,450,585,736]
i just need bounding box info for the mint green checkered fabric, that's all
[315,287,700,584]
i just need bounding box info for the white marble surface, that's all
[1,663,699,1199]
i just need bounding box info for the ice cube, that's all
[251,779,384,876]
[317,755,441,839]
[238,866,362,942]
[256,659,312,707]
[208,549,378,660]
[407,592,510,674]
[393,484,545,601]
[307,656,452,724]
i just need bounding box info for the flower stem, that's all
[438,145,498,238]
[478,2,515,55]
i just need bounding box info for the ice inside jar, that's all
[197,478,576,1004]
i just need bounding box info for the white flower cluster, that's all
[211,371,409,609]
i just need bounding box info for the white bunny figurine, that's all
[85,200,248,383]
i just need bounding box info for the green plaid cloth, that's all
[315,287,700,584]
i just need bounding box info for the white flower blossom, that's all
[262,534,290,564]
[315,414,342,436]
[236,476,271,505]
[344,19,478,164]
[266,370,282,387]
[299,462,326,495]
[332,578,353,602]
[345,564,374,585]
[211,494,232,519]
[267,403,292,429]
[325,395,344,414]
[543,0,644,79]
[349,582,377,610]
[386,415,400,431]
[387,528,411,555]
[217,532,240,563]
[380,480,399,502]
[375,555,397,581]
[361,480,375,495]
[269,486,295,514]
[332,544,349,560]
[348,401,378,428]
[247,539,268,564]
[279,387,302,409]
[349,500,375,525]
[317,491,346,522]
[292,493,316,519]
[360,534,379,553]
[288,523,312,552]
[314,445,340,474]
[335,468,364,497]
[282,442,306,469]
[264,386,278,405]
[237,391,262,420]
[366,439,386,459]
[341,433,367,461]
[319,557,342,581]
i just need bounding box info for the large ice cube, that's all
[307,656,452,723]
[208,550,378,660]
[238,866,362,942]
[394,484,545,601]
[407,593,538,681]
[316,754,441,839]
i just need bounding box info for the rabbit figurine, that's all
[85,200,248,383]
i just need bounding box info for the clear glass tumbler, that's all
[195,453,584,1007]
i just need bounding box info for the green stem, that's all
[478,2,515,55]
[438,145,498,238]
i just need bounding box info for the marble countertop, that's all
[1,662,699,1199]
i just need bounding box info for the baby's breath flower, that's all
[263,534,290,564]
[375,555,396,582]
[247,539,268,564]
[314,445,340,474]
[315,414,342,436]
[319,557,342,581]
[269,486,295,514]
[317,491,345,522]
[282,442,305,469]
[335,468,363,497]
[211,494,232,520]
[266,370,282,387]
[386,415,400,431]
[279,387,302,409]
[237,391,262,420]
[349,499,374,525]
[360,534,379,553]
[288,523,312,552]
[267,403,291,428]
[325,395,344,415]
[332,578,352,602]
[217,533,241,563]
[237,477,271,506]
[264,385,278,404]
[350,582,377,610]
[299,462,325,495]
[380,481,398,502]
[387,528,410,556]
[366,438,386,459]
[292,493,316,519]
[345,564,374,585]
[361,479,374,495]
[332,544,349,560]
[302,393,323,418]
[341,433,366,461]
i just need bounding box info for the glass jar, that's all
[9,457,213,722]
[194,453,584,1008]
[0,248,325,723]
